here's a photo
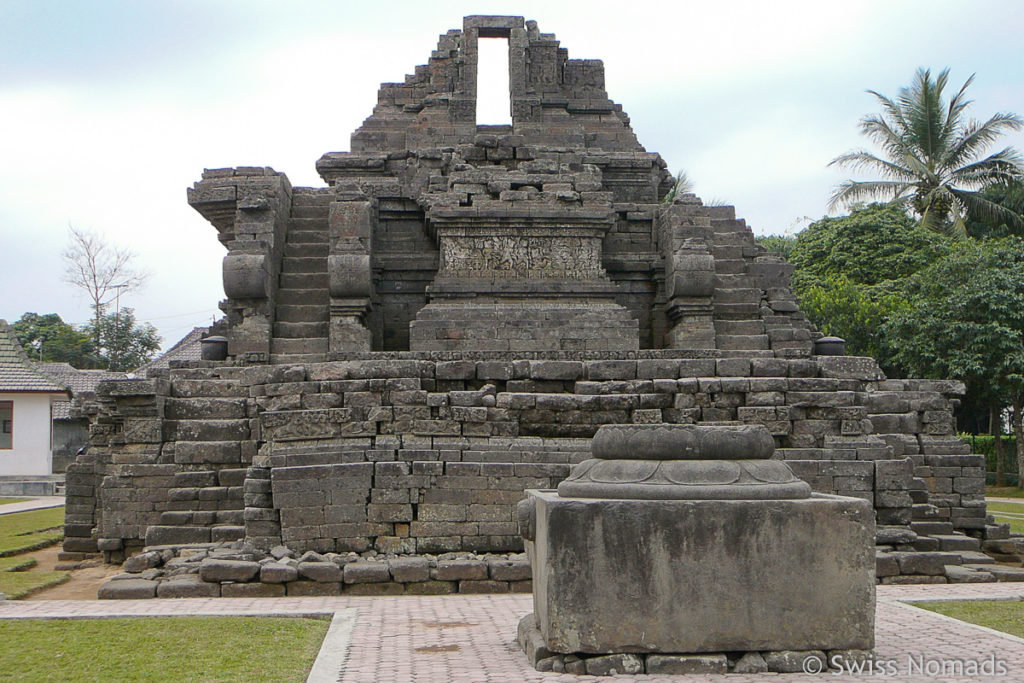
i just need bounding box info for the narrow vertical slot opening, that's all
[476,37,512,125]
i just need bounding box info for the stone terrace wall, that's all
[62,353,983,560]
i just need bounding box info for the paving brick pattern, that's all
[4,585,1024,681]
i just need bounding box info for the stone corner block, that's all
[198,558,260,583]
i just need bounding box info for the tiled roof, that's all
[51,402,74,420]
[34,362,126,420]
[34,363,126,393]
[131,326,209,376]
[0,319,70,394]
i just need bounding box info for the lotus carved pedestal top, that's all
[557,424,812,500]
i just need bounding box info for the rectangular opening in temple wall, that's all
[476,37,512,125]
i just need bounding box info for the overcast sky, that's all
[2,0,1022,351]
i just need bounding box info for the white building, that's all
[0,320,69,490]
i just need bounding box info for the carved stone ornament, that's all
[437,229,605,280]
[557,423,812,500]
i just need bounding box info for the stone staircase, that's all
[144,372,250,547]
[270,189,331,364]
[910,516,984,552]
[707,211,771,352]
[876,501,1024,583]
[707,208,814,356]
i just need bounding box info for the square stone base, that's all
[528,490,875,654]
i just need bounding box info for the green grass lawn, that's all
[984,501,1024,534]
[0,617,331,682]
[0,570,70,598]
[0,556,37,572]
[0,506,64,557]
[0,507,68,597]
[987,486,1024,499]
[0,497,30,505]
[0,555,66,600]
[916,600,1024,638]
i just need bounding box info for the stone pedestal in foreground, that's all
[519,423,876,674]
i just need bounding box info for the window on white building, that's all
[0,401,11,449]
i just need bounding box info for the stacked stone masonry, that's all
[66,354,995,574]
[64,16,998,583]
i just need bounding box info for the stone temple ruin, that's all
[64,16,1009,593]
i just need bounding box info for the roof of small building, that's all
[0,319,70,394]
[34,362,127,419]
[131,326,209,376]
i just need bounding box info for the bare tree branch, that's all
[61,225,150,349]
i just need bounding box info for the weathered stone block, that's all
[585,654,644,676]
[816,356,885,380]
[529,361,584,380]
[426,361,471,382]
[145,526,211,545]
[199,558,260,583]
[298,561,343,582]
[286,580,342,596]
[476,361,514,380]
[764,650,827,673]
[221,582,287,597]
[488,558,531,581]
[157,574,222,598]
[124,551,162,573]
[343,561,390,583]
[733,651,768,673]
[458,579,508,593]
[344,582,405,595]
[585,361,636,380]
[98,578,157,599]
[435,559,488,581]
[405,580,457,595]
[529,491,874,654]
[389,556,430,582]
[716,358,750,376]
[646,654,728,674]
[892,551,953,576]
[260,562,299,583]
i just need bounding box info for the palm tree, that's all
[829,68,1024,234]
[662,170,695,204]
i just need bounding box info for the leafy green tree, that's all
[783,204,947,375]
[798,275,907,373]
[884,238,1024,482]
[10,312,99,368]
[829,68,1024,234]
[789,203,950,288]
[82,307,161,372]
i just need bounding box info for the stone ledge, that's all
[101,543,533,599]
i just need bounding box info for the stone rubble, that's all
[98,540,530,600]
[517,613,874,676]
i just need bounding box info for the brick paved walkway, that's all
[2,584,1024,681]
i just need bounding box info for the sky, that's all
[2,0,1023,351]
